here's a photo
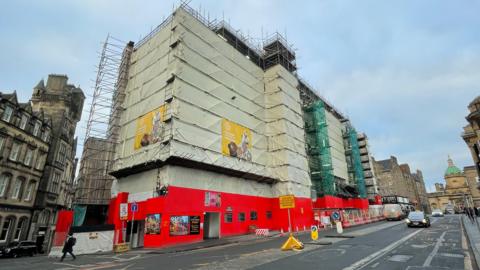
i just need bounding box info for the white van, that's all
[383,204,405,221]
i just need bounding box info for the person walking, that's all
[60,232,77,261]
[467,207,475,223]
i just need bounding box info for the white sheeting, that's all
[49,231,114,257]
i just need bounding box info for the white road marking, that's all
[342,228,424,270]
[422,231,446,267]
[370,262,379,268]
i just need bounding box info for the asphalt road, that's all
[0,215,472,270]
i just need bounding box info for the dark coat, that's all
[62,236,75,253]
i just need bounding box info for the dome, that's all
[445,156,462,176]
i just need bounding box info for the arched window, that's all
[13,217,28,241]
[0,174,12,197]
[11,177,25,200]
[0,216,15,242]
[24,181,36,201]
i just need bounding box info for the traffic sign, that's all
[331,211,340,221]
[310,225,318,241]
[120,203,128,220]
[131,203,138,213]
[279,195,295,209]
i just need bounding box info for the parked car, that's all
[406,211,431,228]
[431,209,444,217]
[0,241,37,258]
[383,204,406,221]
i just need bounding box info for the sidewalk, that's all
[462,215,480,268]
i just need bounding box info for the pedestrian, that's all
[60,232,77,261]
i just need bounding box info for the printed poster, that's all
[204,191,221,207]
[221,119,253,161]
[134,105,167,150]
[169,216,189,236]
[189,216,200,235]
[145,214,161,235]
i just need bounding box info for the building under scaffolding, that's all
[74,3,374,247]
[73,37,134,225]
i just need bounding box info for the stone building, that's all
[0,92,51,247]
[428,157,480,212]
[462,96,480,180]
[29,74,84,252]
[373,156,427,210]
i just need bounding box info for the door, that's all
[203,212,220,239]
[137,221,145,248]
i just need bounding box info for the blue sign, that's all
[331,211,340,221]
[131,203,138,213]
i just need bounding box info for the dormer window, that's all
[33,121,41,137]
[42,129,50,142]
[2,106,13,122]
[20,114,28,130]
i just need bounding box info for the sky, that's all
[1,0,479,192]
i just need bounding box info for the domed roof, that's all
[445,156,462,176]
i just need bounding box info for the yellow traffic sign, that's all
[279,195,295,209]
[311,225,318,240]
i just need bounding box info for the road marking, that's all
[342,228,424,270]
[422,231,446,267]
[438,252,464,258]
[369,262,379,268]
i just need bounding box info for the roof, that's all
[445,156,462,176]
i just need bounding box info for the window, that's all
[0,217,13,241]
[9,142,21,161]
[19,114,28,130]
[33,121,41,137]
[0,136,5,154]
[0,174,11,197]
[266,211,272,219]
[24,148,34,166]
[51,172,61,193]
[42,129,50,142]
[250,211,257,221]
[35,153,45,170]
[11,178,23,199]
[2,106,13,122]
[238,212,245,222]
[224,212,233,223]
[24,182,35,201]
[14,218,26,241]
[57,142,67,165]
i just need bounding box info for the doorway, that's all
[203,212,220,239]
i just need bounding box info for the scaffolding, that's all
[344,123,367,198]
[75,35,133,212]
[304,100,336,196]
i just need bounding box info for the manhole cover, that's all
[388,255,413,262]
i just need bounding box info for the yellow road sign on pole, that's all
[311,225,318,241]
[279,195,295,209]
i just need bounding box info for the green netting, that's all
[344,125,367,198]
[303,101,336,196]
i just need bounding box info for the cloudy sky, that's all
[1,0,479,191]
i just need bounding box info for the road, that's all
[0,215,473,270]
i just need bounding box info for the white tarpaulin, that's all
[49,230,114,257]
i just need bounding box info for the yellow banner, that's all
[134,105,166,150]
[221,119,253,161]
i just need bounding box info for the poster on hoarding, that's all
[221,119,253,161]
[145,214,161,235]
[190,216,200,235]
[170,216,189,236]
[204,191,221,207]
[134,105,167,150]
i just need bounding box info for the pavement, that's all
[462,214,480,269]
[0,215,475,270]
